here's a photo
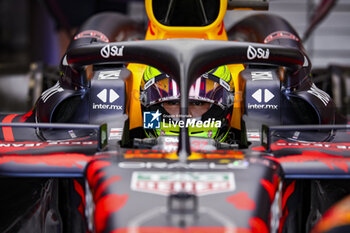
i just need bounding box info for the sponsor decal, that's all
[41,82,64,103]
[143,110,162,129]
[307,83,330,106]
[0,141,95,147]
[131,171,235,196]
[264,31,300,44]
[100,44,124,58]
[0,141,97,153]
[119,160,249,170]
[251,71,273,81]
[143,111,222,130]
[160,137,213,152]
[109,128,123,140]
[247,45,270,60]
[219,78,231,91]
[247,104,277,110]
[97,89,119,103]
[254,139,350,153]
[144,78,155,90]
[272,141,350,151]
[93,89,122,110]
[292,131,300,140]
[252,89,274,103]
[92,104,122,110]
[247,131,260,142]
[248,89,278,110]
[162,136,178,152]
[74,30,109,43]
[98,70,121,80]
[162,118,221,129]
[68,130,77,139]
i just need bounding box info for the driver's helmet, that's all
[140,65,235,142]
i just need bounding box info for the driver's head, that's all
[140,65,235,141]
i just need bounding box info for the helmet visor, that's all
[141,76,234,110]
[162,100,211,118]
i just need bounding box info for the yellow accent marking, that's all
[188,151,245,160]
[227,64,245,130]
[126,63,147,129]
[218,159,232,164]
[212,66,231,83]
[128,0,247,132]
[144,66,162,83]
[124,151,178,160]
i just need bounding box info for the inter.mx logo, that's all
[92,89,123,110]
[248,89,278,110]
[97,89,119,103]
[252,89,274,103]
[143,110,161,129]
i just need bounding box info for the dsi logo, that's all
[143,110,161,129]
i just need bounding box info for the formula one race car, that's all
[0,0,350,233]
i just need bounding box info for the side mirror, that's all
[227,0,269,11]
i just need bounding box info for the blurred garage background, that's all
[0,0,349,114]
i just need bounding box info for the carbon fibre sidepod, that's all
[241,68,281,129]
[88,67,129,141]
[89,68,128,122]
[35,81,85,123]
[35,11,143,126]
[283,81,336,125]
[241,67,336,129]
[35,67,129,135]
